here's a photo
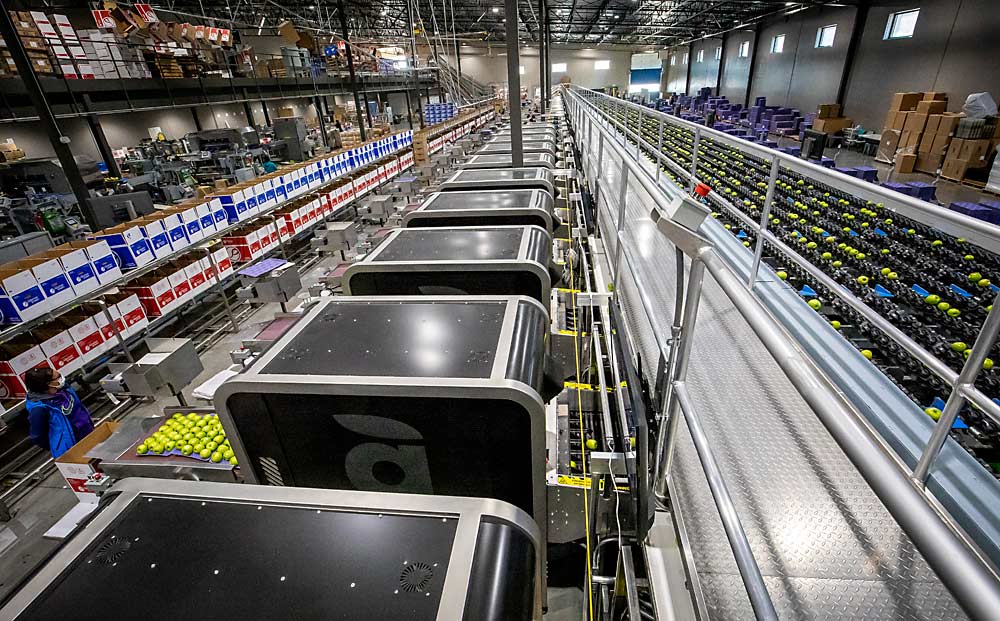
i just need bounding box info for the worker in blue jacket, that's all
[25,367,95,459]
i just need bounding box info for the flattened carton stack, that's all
[878,91,974,176]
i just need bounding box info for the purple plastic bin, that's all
[905,181,936,202]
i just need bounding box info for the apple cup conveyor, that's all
[475,142,559,158]
[402,190,560,233]
[0,478,540,621]
[342,225,561,305]
[214,296,562,550]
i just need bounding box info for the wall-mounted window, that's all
[552,62,567,72]
[770,34,785,54]
[884,8,919,39]
[738,40,750,58]
[715,46,722,60]
[682,52,689,63]
[815,24,836,47]
[670,55,677,66]
[594,59,610,70]
[695,49,704,63]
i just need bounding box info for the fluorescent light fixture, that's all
[492,6,500,12]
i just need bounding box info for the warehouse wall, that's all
[663,46,689,94]
[845,0,1000,129]
[0,119,98,161]
[688,38,722,95]
[707,0,1000,130]
[456,47,632,97]
[719,30,755,106]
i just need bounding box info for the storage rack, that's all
[0,105,497,423]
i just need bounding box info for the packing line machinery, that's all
[1,105,655,620]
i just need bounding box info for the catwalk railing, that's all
[564,84,1000,620]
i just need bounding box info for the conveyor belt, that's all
[578,111,967,618]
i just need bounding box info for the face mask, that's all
[51,376,65,390]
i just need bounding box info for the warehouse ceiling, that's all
[145,0,853,46]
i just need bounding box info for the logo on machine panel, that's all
[334,415,433,494]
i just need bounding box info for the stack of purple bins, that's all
[950,200,1000,224]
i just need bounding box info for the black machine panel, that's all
[16,495,456,620]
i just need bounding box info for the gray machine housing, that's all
[460,153,556,170]
[343,225,559,304]
[402,190,559,232]
[0,478,541,621]
[477,142,558,158]
[436,168,556,196]
[215,296,559,542]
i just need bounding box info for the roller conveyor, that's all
[476,142,558,158]
[402,190,559,232]
[342,225,559,303]
[436,168,556,196]
[572,90,971,619]
[460,153,557,169]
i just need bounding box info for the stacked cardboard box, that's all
[915,111,963,173]
[812,103,852,134]
[941,137,995,181]
[879,91,966,174]
[0,142,25,162]
[7,11,57,76]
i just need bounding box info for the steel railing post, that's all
[689,128,701,193]
[912,291,1000,483]
[611,166,631,284]
[656,117,664,185]
[748,158,781,288]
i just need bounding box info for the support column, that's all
[404,90,414,128]
[191,107,203,131]
[0,3,97,228]
[336,0,367,141]
[81,94,121,178]
[504,0,523,166]
[313,97,328,147]
[260,100,272,126]
[745,26,761,108]
[406,0,424,128]
[242,100,256,127]
[836,0,869,107]
[538,0,546,114]
[455,40,464,104]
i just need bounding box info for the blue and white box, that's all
[72,239,121,284]
[210,198,228,229]
[17,257,76,307]
[137,218,172,259]
[94,225,154,269]
[0,265,47,324]
[44,246,100,297]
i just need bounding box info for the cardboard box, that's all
[894,153,917,174]
[889,111,909,132]
[903,112,928,134]
[899,129,922,149]
[60,313,105,363]
[16,257,75,307]
[916,100,947,115]
[889,92,922,111]
[936,113,962,136]
[941,158,970,181]
[947,138,990,164]
[127,273,176,317]
[915,153,944,174]
[923,92,948,101]
[817,103,841,119]
[67,240,121,284]
[107,292,148,337]
[93,225,154,269]
[36,325,83,375]
[55,421,119,502]
[0,338,49,399]
[0,265,48,324]
[918,133,951,156]
[42,246,100,297]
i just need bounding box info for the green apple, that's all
[199,448,212,459]
[830,320,841,329]
[223,449,235,460]
[937,302,951,311]
[969,272,983,283]
[808,299,822,310]
[857,275,869,285]
[925,294,941,305]
[822,252,833,260]
[211,452,223,463]
[861,349,873,360]
[230,457,239,467]
[887,272,898,280]
[164,441,176,451]
[181,444,194,455]
[213,434,225,444]
[924,407,942,421]
[948,308,961,317]
[952,342,968,352]
[137,444,148,455]
[776,271,788,280]
[832,260,842,268]
[984,358,994,371]
[978,278,991,288]
[881,268,891,275]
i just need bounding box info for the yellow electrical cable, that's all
[567,181,595,621]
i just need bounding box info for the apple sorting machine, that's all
[436,168,557,196]
[476,142,558,158]
[215,296,561,542]
[342,225,561,304]
[0,478,540,621]
[459,153,557,170]
[402,190,560,232]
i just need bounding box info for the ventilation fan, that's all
[399,562,434,593]
[93,536,131,565]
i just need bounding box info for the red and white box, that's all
[36,325,84,376]
[223,228,262,263]
[183,260,208,292]
[60,313,105,364]
[212,247,234,280]
[127,273,176,317]
[0,339,49,399]
[112,293,149,337]
[165,267,192,305]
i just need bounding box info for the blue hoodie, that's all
[26,387,94,458]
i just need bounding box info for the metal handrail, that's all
[564,85,1000,620]
[575,86,1000,449]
